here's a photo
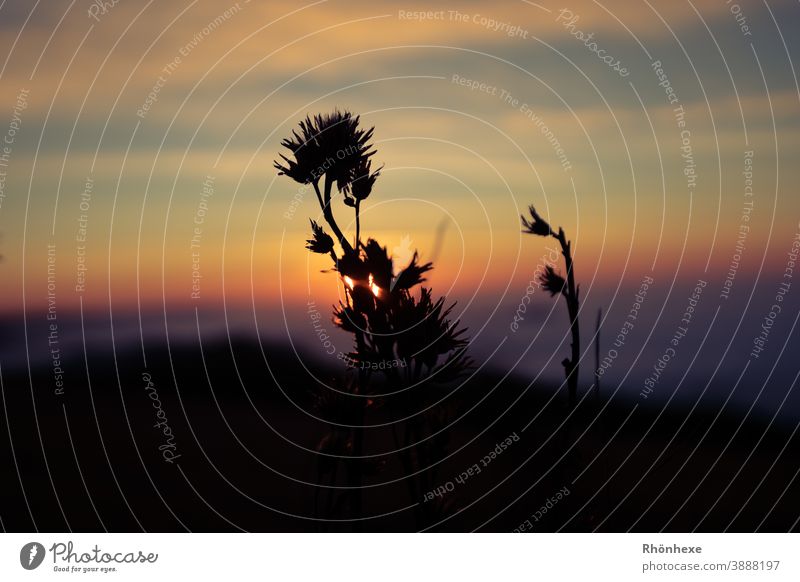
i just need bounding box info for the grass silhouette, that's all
[522,206,582,408]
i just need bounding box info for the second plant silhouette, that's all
[522,205,582,408]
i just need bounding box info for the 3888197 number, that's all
[730,560,780,571]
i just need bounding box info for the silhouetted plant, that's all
[522,206,581,408]
[276,110,471,527]
[594,307,602,399]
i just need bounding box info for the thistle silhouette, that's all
[522,206,581,408]
[276,110,471,526]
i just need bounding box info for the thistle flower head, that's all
[348,157,382,201]
[539,265,566,297]
[394,289,469,370]
[318,110,375,193]
[275,110,376,192]
[274,118,327,185]
[391,252,432,291]
[521,205,553,237]
[305,219,334,254]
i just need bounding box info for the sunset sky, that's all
[1,1,799,395]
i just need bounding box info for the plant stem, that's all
[595,307,602,399]
[311,179,324,208]
[315,178,353,255]
[348,330,367,526]
[554,227,580,408]
[355,199,361,249]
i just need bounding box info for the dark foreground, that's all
[1,336,798,532]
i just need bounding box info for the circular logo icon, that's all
[20,542,46,570]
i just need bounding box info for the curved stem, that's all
[314,178,353,255]
[311,179,324,208]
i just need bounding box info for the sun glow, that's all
[342,274,380,297]
[368,274,380,297]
